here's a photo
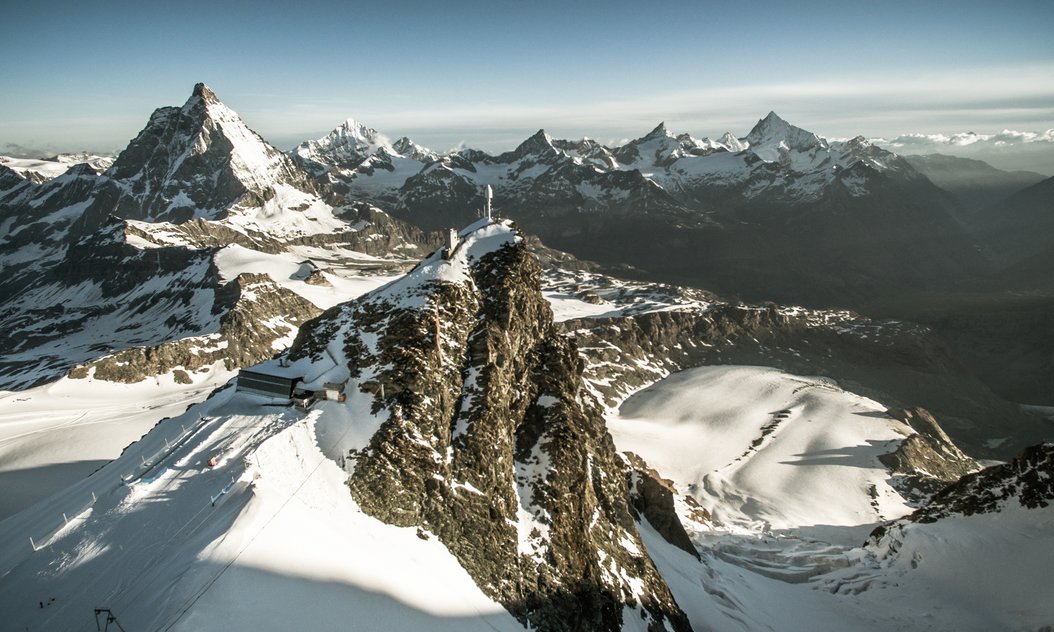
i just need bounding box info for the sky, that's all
[2,0,1053,173]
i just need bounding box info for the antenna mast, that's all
[484,185,493,221]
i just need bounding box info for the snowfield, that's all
[610,365,1054,632]
[1,335,1052,630]
[609,365,916,538]
[0,365,235,521]
[0,390,521,632]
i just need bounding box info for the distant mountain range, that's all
[1,82,1052,632]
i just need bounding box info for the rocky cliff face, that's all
[902,442,1054,523]
[70,271,321,383]
[879,407,979,499]
[284,220,693,631]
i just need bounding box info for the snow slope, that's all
[610,365,1054,632]
[0,390,521,632]
[0,154,113,182]
[0,241,405,519]
[213,243,401,309]
[0,367,232,520]
[610,366,916,537]
[0,223,530,629]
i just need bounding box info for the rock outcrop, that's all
[868,443,1054,551]
[70,271,321,383]
[879,407,979,498]
[285,220,693,631]
[906,443,1054,522]
[625,452,702,559]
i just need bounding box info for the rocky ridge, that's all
[0,85,439,391]
[865,442,1054,565]
[541,270,1040,459]
[277,219,693,631]
[900,442,1054,523]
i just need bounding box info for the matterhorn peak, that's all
[191,82,219,104]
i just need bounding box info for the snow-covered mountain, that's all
[0,85,440,392]
[2,218,1049,632]
[291,119,439,205]
[311,111,922,222]
[2,82,1052,632]
[294,112,985,307]
[0,153,113,186]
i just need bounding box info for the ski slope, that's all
[0,390,521,632]
[0,366,234,520]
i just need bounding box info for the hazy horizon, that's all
[2,0,1052,173]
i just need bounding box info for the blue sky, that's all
[2,0,1053,171]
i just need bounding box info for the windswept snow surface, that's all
[0,391,521,632]
[610,366,915,536]
[213,244,402,309]
[0,367,233,520]
[615,365,1054,632]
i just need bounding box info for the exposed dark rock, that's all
[880,407,979,498]
[868,443,1054,550]
[624,452,700,559]
[907,443,1054,523]
[288,227,692,631]
[72,272,320,383]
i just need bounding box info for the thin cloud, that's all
[874,129,1054,148]
[317,61,1054,144]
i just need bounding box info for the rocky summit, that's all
[277,219,691,631]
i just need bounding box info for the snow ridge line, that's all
[158,413,355,632]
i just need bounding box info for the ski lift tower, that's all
[484,184,493,221]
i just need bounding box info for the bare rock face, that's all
[879,407,979,498]
[908,443,1054,522]
[286,226,692,631]
[71,272,320,383]
[624,452,701,559]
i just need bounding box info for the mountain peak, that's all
[336,117,375,137]
[746,111,794,140]
[192,82,219,104]
[528,128,553,143]
[510,129,556,158]
[719,131,747,152]
[643,122,672,140]
[744,111,826,158]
